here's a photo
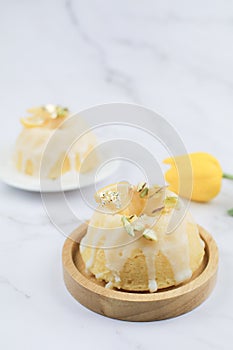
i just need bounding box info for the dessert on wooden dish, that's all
[14,105,98,179]
[80,181,205,293]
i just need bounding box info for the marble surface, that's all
[1,0,233,349]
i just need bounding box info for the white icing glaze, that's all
[105,281,113,289]
[80,192,205,293]
[148,279,157,293]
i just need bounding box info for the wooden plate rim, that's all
[62,224,218,302]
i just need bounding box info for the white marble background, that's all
[1,0,233,349]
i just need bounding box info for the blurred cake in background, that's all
[14,105,99,179]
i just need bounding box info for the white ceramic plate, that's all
[0,146,120,192]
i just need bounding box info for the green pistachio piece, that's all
[143,229,158,241]
[137,182,147,192]
[121,216,135,237]
[164,196,178,209]
[133,220,145,231]
[140,187,149,198]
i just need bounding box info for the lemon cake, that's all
[80,182,205,293]
[14,105,99,179]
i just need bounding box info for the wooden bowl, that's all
[62,224,218,321]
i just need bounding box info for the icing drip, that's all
[105,281,113,289]
[156,212,193,284]
[142,245,158,292]
[85,232,100,270]
[148,280,157,293]
[80,195,204,292]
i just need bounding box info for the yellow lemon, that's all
[20,116,46,128]
[20,105,69,129]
